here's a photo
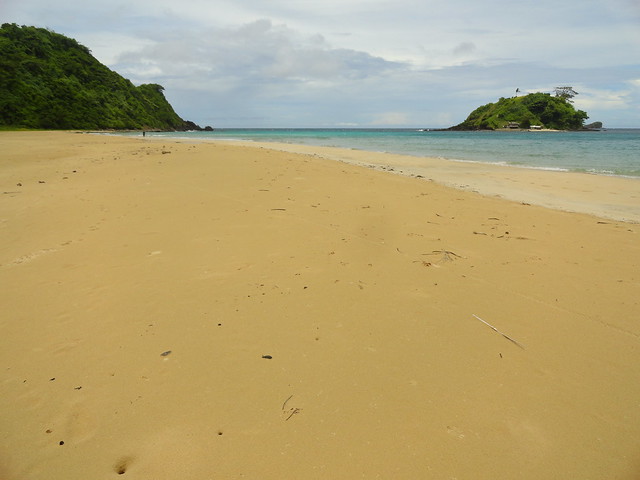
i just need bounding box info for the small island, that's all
[447,89,599,131]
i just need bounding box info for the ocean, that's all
[120,128,640,178]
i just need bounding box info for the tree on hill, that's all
[0,23,195,130]
[554,86,578,103]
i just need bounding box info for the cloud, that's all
[574,88,632,111]
[371,112,412,126]
[115,20,404,86]
[452,42,477,56]
[570,80,640,126]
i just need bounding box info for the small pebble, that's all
[160,350,172,357]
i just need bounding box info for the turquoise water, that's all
[124,128,640,178]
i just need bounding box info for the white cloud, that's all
[72,33,157,66]
[114,19,404,88]
[574,88,631,111]
[371,112,412,126]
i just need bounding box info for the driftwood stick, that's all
[472,314,525,349]
[282,395,293,410]
[286,408,301,421]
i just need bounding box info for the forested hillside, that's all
[449,92,590,130]
[0,24,194,130]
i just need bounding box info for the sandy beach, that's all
[1,131,639,479]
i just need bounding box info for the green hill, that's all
[449,93,589,131]
[0,23,198,130]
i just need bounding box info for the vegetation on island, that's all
[0,23,205,130]
[449,90,591,131]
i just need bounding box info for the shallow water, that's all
[118,128,640,178]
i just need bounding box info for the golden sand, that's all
[1,131,639,479]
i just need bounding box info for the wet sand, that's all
[1,131,639,479]
[218,139,640,223]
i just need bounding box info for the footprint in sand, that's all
[446,425,466,439]
[52,400,101,445]
[9,248,58,265]
[52,338,83,357]
[114,456,135,475]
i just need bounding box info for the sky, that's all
[2,0,640,127]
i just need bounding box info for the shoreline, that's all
[144,136,640,223]
[96,127,640,180]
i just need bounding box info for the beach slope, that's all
[1,132,639,479]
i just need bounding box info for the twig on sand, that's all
[472,314,525,349]
[432,249,464,258]
[424,250,466,262]
[282,395,293,411]
[286,408,302,421]
[282,395,302,421]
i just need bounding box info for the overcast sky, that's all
[3,0,639,127]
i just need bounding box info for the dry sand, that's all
[1,131,639,479]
